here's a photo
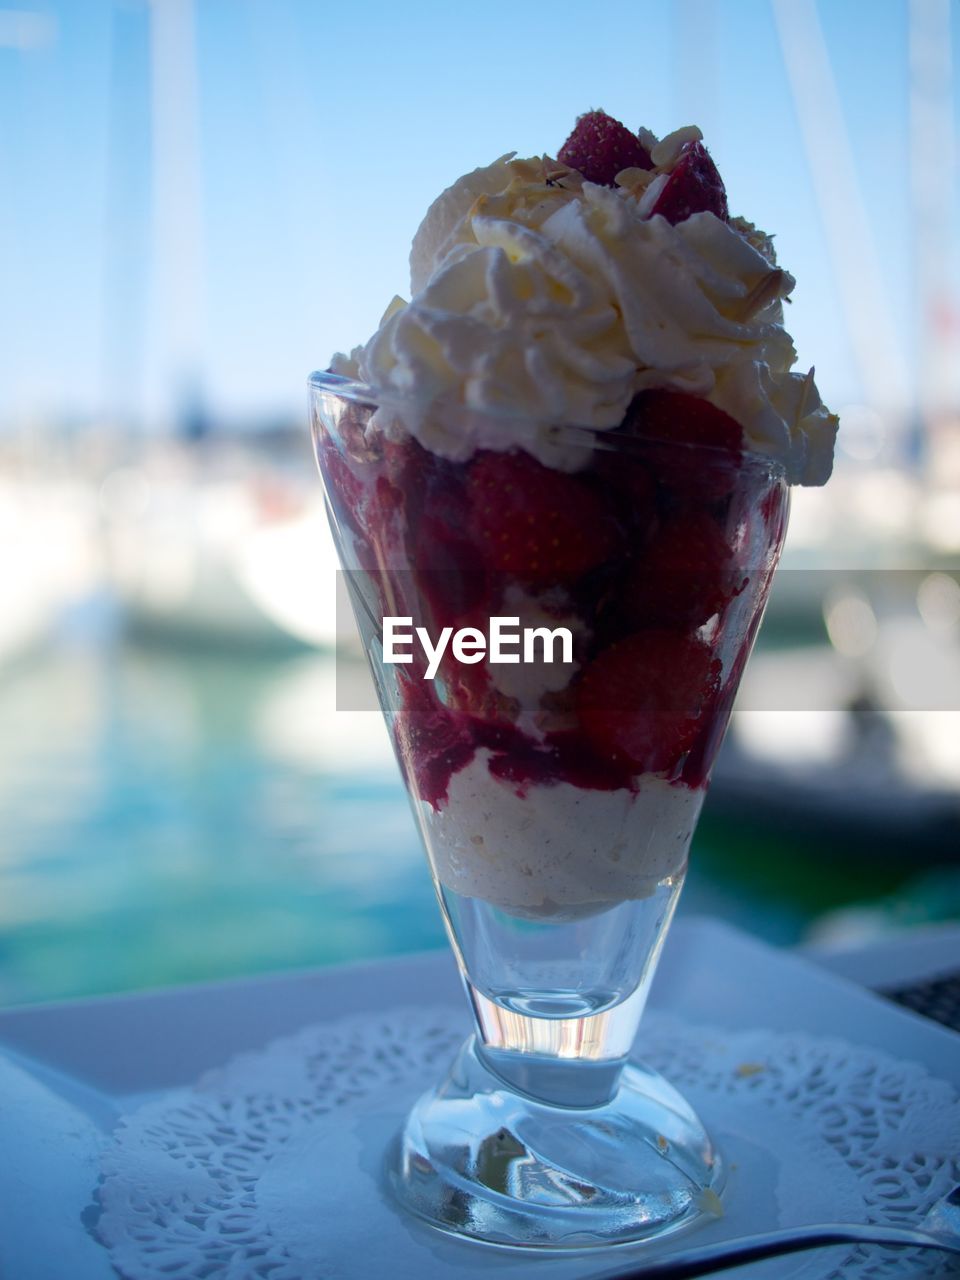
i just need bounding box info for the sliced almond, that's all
[615,166,657,194]
[737,269,788,321]
[651,125,703,170]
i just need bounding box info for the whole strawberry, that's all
[622,389,743,454]
[619,389,744,505]
[650,140,728,224]
[623,511,742,629]
[466,449,620,585]
[558,110,653,187]
[576,630,721,774]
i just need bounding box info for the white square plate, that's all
[1,917,957,1280]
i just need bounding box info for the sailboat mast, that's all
[148,0,205,434]
[910,0,959,482]
[772,0,911,455]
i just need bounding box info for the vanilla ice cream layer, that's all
[420,750,703,919]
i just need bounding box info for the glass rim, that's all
[308,369,788,479]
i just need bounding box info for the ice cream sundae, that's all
[311,109,838,1246]
[316,110,836,924]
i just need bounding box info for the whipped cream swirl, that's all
[334,141,837,485]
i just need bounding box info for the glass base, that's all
[388,1035,724,1249]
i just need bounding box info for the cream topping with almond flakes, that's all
[333,133,837,485]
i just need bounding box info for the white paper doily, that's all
[93,1008,960,1280]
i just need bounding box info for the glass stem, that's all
[467,980,653,1108]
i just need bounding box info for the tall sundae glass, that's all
[309,111,836,1248]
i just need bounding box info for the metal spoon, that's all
[593,1183,960,1279]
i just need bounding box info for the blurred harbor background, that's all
[1,0,959,1006]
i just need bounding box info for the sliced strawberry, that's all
[466,450,620,585]
[649,141,728,224]
[558,110,653,186]
[576,630,721,775]
[624,511,742,629]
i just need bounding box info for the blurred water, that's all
[0,623,909,1008]
[0,627,445,1006]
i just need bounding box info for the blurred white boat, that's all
[98,450,343,650]
[0,475,101,665]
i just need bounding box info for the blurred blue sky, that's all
[0,0,957,430]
